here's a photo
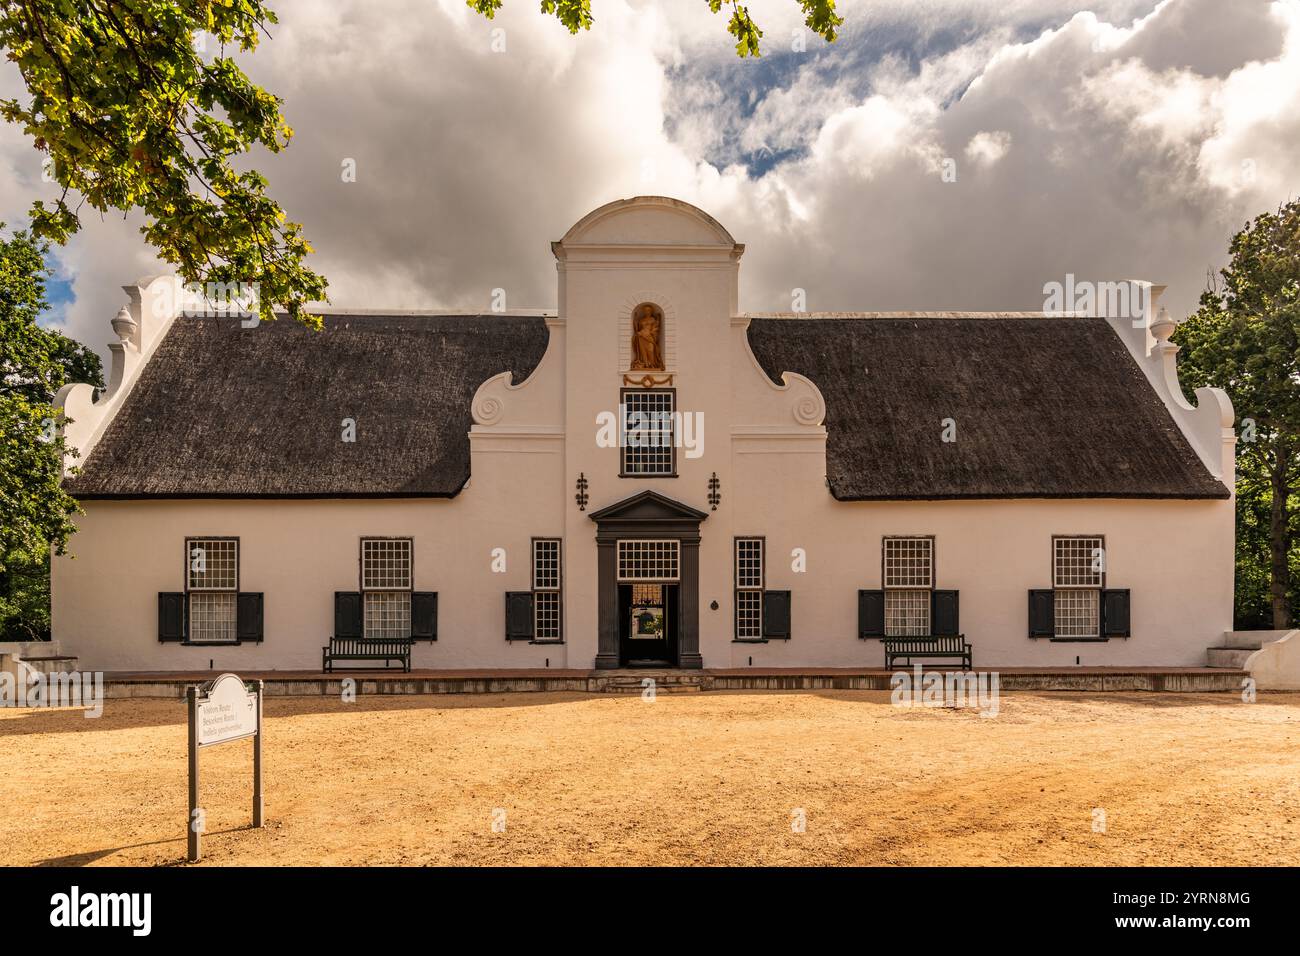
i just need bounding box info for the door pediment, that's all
[589,490,708,527]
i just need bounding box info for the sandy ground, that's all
[1,689,1298,866]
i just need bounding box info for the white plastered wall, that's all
[52,198,1236,671]
[54,308,571,673]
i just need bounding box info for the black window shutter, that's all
[1102,589,1131,637]
[931,590,959,635]
[1028,589,1055,638]
[158,592,186,642]
[505,591,534,641]
[858,589,885,638]
[334,591,362,639]
[762,590,791,640]
[412,592,438,640]
[237,592,264,642]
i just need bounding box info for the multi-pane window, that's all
[883,537,933,636]
[362,538,412,639]
[1053,536,1104,638]
[617,539,680,581]
[533,538,562,641]
[734,538,764,639]
[620,389,675,476]
[631,583,661,604]
[186,538,238,642]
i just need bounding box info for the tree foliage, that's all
[0,0,844,338]
[0,226,104,640]
[0,0,326,325]
[467,0,843,58]
[1175,200,1300,628]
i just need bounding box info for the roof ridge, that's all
[743,311,1101,319]
[177,309,557,319]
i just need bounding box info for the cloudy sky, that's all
[1,0,1297,360]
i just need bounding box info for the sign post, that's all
[186,673,263,863]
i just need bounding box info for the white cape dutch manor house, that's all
[52,197,1236,672]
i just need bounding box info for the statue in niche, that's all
[630,303,664,370]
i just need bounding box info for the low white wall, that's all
[53,491,1234,671]
[53,450,569,672]
[714,479,1234,668]
[1246,630,1300,689]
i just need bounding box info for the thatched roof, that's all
[68,311,1227,501]
[746,315,1228,500]
[66,314,549,498]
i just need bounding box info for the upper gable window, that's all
[620,388,676,477]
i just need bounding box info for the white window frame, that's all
[616,539,680,582]
[883,536,934,637]
[532,538,563,642]
[1053,535,1105,639]
[620,388,676,477]
[185,537,239,643]
[734,537,764,640]
[361,537,413,639]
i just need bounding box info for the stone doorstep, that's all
[590,670,709,693]
[1205,630,1297,667]
[1207,647,1255,669]
[1220,637,1265,650]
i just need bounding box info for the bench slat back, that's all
[328,636,413,656]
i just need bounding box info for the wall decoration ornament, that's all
[622,373,674,388]
[708,472,721,510]
[629,302,665,370]
[575,472,589,511]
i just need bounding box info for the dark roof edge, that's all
[71,490,464,501]
[829,488,1231,502]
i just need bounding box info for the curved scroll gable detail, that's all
[469,317,565,433]
[54,274,185,476]
[729,315,827,432]
[784,372,827,426]
[470,371,513,425]
[1104,287,1236,486]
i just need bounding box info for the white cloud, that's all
[965,130,1012,165]
[1,0,1298,363]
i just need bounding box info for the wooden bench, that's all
[322,636,413,673]
[883,635,972,670]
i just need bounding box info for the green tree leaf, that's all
[1175,200,1300,628]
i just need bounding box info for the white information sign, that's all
[196,673,258,747]
[187,672,264,862]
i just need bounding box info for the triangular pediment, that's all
[588,490,709,524]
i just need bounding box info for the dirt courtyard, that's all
[2,689,1297,866]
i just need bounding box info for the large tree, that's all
[0,226,104,640]
[471,0,842,58]
[1175,200,1300,629]
[0,1,842,330]
[0,0,327,324]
